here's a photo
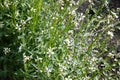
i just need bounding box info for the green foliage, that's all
[0,0,120,80]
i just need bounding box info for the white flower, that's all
[91,57,97,62]
[108,52,114,57]
[70,3,73,6]
[58,0,64,5]
[105,0,109,5]
[15,10,19,17]
[61,6,64,10]
[79,13,85,21]
[68,30,73,35]
[4,0,10,8]
[107,31,114,39]
[47,47,55,55]
[46,66,52,73]
[50,26,54,29]
[16,24,21,31]
[97,16,102,19]
[23,53,32,63]
[65,76,72,80]
[52,17,58,20]
[46,65,53,77]
[70,0,76,6]
[64,38,74,47]
[3,47,10,55]
[69,9,76,15]
[21,20,26,26]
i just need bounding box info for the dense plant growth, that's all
[0,0,120,80]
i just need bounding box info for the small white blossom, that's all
[50,26,54,29]
[4,0,10,8]
[58,0,64,6]
[15,10,19,17]
[65,76,72,80]
[70,0,76,5]
[69,9,76,15]
[68,30,73,35]
[47,47,55,55]
[64,38,74,47]
[108,52,114,57]
[46,65,53,77]
[70,3,72,6]
[16,24,21,31]
[79,13,85,21]
[107,31,114,39]
[92,57,97,62]
[61,6,64,10]
[52,17,58,20]
[105,0,109,5]
[23,53,32,63]
[3,47,10,55]
[21,20,26,26]
[97,16,102,19]
[46,66,52,73]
